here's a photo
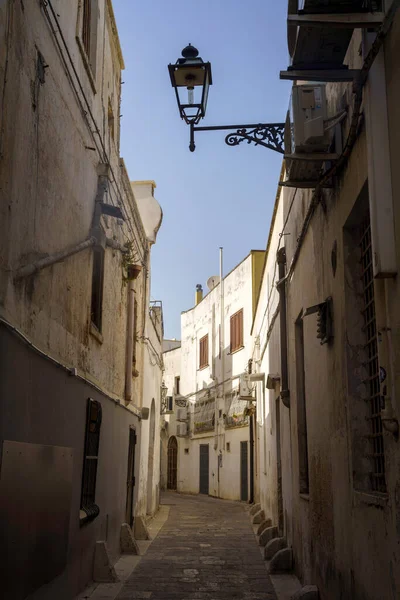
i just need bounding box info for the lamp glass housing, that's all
[168,46,212,125]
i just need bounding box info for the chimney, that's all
[195,284,203,305]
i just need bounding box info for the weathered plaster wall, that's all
[0,2,162,599]
[136,305,163,517]
[0,0,148,403]
[251,15,400,599]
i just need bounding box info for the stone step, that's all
[265,536,287,560]
[259,525,279,547]
[252,509,265,524]
[249,502,261,516]
[269,547,293,574]
[257,518,273,536]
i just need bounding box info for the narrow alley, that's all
[2,1,400,600]
[116,492,277,600]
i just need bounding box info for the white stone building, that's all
[162,251,265,501]
[0,2,163,599]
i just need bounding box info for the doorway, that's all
[167,436,178,490]
[240,441,249,501]
[125,427,137,527]
[199,444,209,495]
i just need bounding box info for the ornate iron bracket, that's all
[189,122,285,153]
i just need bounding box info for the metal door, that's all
[199,444,209,495]
[167,436,178,490]
[240,441,249,501]
[125,427,137,527]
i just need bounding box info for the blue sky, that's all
[112,0,290,339]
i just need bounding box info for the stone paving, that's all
[116,492,277,600]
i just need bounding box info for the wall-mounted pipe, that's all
[14,237,96,281]
[125,266,142,404]
[277,247,290,408]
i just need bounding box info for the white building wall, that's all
[251,185,291,531]
[164,252,264,501]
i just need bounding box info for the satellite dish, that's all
[207,275,220,291]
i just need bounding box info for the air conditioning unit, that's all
[176,422,188,437]
[177,407,188,422]
[239,373,253,400]
[285,84,331,182]
[290,84,328,152]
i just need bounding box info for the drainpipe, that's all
[125,265,142,404]
[277,248,290,408]
[14,237,97,281]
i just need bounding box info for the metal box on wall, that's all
[0,440,74,600]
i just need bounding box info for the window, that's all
[80,398,102,524]
[108,99,115,144]
[78,0,98,85]
[295,316,309,494]
[230,309,244,352]
[226,442,231,452]
[91,246,104,332]
[82,0,92,57]
[199,334,208,369]
[175,376,180,395]
[359,216,386,492]
[344,185,386,494]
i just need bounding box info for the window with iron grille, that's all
[80,398,102,524]
[199,334,208,369]
[230,309,243,352]
[359,218,386,493]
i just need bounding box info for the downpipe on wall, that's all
[277,248,290,408]
[125,266,142,404]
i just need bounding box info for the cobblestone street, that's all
[116,493,277,600]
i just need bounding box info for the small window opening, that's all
[226,442,231,452]
[184,448,189,455]
[82,0,92,57]
[91,246,105,332]
[230,309,244,352]
[108,99,115,143]
[175,376,180,395]
[199,334,209,369]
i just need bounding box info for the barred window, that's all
[359,218,386,492]
[230,309,243,352]
[80,398,102,525]
[199,334,208,369]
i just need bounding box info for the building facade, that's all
[162,251,265,502]
[251,4,400,599]
[0,2,162,599]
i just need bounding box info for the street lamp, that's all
[168,44,285,153]
[168,43,212,126]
